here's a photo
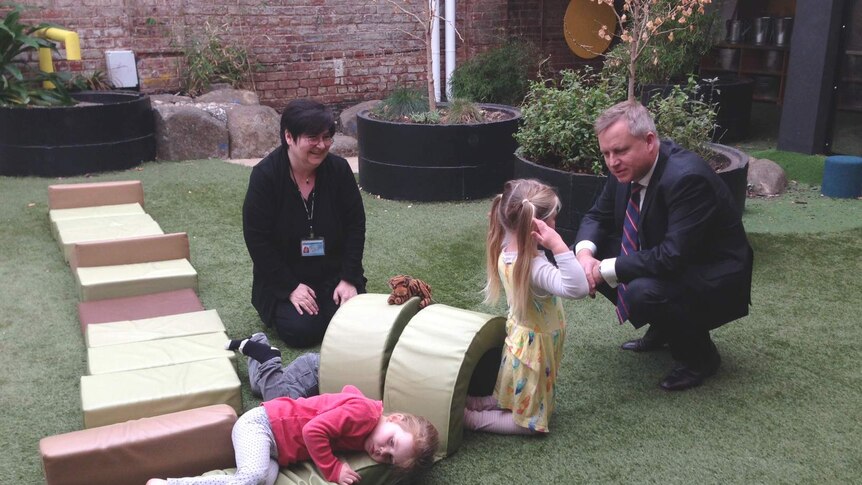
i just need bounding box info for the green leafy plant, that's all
[1,3,75,107]
[409,110,441,124]
[450,40,539,106]
[371,86,428,121]
[514,68,624,175]
[648,76,718,160]
[67,70,112,91]
[179,22,255,96]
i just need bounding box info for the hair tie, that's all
[522,198,531,205]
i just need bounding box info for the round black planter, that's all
[514,143,750,243]
[357,104,521,201]
[707,142,750,217]
[0,91,155,177]
[640,76,755,143]
[513,154,607,245]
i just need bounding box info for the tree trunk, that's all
[426,25,436,111]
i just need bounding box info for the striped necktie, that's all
[616,183,642,324]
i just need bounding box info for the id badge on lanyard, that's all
[299,187,324,257]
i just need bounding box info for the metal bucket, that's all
[753,17,773,45]
[775,17,793,47]
[726,19,746,44]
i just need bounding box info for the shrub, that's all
[450,40,539,106]
[179,22,255,96]
[445,97,484,124]
[648,77,718,161]
[514,69,624,175]
[371,87,428,121]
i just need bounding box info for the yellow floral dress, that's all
[493,252,566,433]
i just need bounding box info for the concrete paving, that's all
[225,156,359,174]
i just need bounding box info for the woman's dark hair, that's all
[280,99,336,143]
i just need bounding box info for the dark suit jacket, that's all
[576,140,753,329]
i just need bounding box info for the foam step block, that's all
[55,213,164,261]
[77,288,205,336]
[39,404,237,485]
[87,332,234,375]
[319,293,420,399]
[74,258,197,301]
[48,180,144,210]
[80,357,242,429]
[383,304,505,458]
[49,202,145,233]
[85,309,225,348]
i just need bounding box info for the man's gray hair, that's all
[594,100,657,139]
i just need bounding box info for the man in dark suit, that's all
[575,101,753,391]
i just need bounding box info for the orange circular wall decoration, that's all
[563,0,617,59]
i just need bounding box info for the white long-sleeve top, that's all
[501,249,589,300]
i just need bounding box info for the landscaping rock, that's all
[195,88,259,106]
[330,134,358,158]
[747,157,788,196]
[227,105,281,159]
[153,105,229,161]
[149,94,193,105]
[339,100,380,138]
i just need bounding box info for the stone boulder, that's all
[747,157,788,196]
[153,105,229,161]
[149,94,193,105]
[195,88,259,106]
[330,134,358,158]
[227,105,281,159]
[339,100,380,138]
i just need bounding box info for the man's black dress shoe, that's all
[660,353,721,391]
[620,337,667,352]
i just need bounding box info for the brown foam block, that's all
[78,288,205,335]
[69,232,190,270]
[39,404,237,485]
[48,180,145,210]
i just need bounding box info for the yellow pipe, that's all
[35,28,82,89]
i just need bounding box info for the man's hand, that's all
[576,249,600,297]
[337,462,361,485]
[333,279,358,305]
[289,283,318,315]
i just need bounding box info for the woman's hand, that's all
[337,463,361,485]
[333,279,358,305]
[290,284,319,315]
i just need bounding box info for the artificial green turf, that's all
[1,159,860,483]
[749,149,825,186]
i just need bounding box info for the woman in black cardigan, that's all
[243,99,366,347]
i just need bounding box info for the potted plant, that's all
[356,2,525,202]
[599,0,754,142]
[0,4,155,177]
[513,68,624,243]
[597,0,750,212]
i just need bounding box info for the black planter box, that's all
[0,91,155,177]
[357,104,520,202]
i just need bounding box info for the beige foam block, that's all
[86,309,225,348]
[49,203,145,234]
[87,332,234,375]
[39,404,237,485]
[75,258,197,302]
[81,358,242,429]
[56,214,164,261]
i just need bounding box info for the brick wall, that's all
[10,0,592,109]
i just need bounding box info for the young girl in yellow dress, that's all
[465,179,589,434]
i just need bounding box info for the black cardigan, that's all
[242,145,366,325]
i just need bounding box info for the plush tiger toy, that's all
[387,275,433,309]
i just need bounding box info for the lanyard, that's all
[302,189,315,238]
